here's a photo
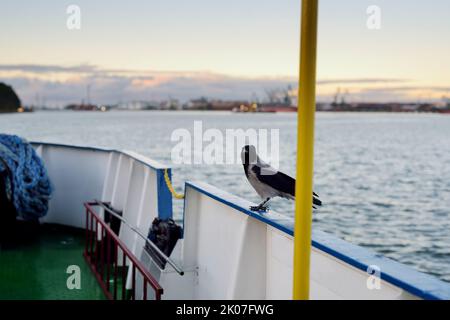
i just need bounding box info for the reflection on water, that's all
[1,111,449,282]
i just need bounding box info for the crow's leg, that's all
[250,198,271,212]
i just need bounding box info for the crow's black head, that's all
[241,145,257,166]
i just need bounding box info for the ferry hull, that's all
[13,142,449,300]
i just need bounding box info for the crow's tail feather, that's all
[313,193,322,207]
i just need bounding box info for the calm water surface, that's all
[1,111,449,282]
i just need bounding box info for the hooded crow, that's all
[241,145,322,212]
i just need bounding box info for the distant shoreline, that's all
[3,109,449,115]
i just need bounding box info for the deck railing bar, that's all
[84,202,163,300]
[143,280,147,300]
[83,209,113,300]
[88,214,92,256]
[106,230,111,292]
[100,225,104,281]
[90,214,94,257]
[95,221,99,271]
[114,245,118,300]
[94,200,184,276]
[141,249,166,273]
[139,249,199,275]
[85,209,89,255]
[88,215,91,257]
[132,265,136,300]
[122,254,126,300]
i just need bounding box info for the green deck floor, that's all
[0,223,106,300]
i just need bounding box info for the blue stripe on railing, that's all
[156,169,173,220]
[184,181,450,300]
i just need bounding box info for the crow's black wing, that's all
[313,194,322,207]
[252,166,295,197]
[253,166,322,206]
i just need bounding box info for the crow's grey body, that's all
[241,145,322,211]
[246,161,294,200]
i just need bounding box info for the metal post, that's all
[293,0,319,300]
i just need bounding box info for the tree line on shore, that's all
[0,83,21,113]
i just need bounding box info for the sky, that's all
[0,0,449,106]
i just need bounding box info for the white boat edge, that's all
[31,141,450,300]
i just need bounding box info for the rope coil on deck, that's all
[163,168,184,199]
[0,134,52,220]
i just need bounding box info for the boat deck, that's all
[0,223,105,300]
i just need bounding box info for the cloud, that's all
[317,78,411,85]
[0,64,299,106]
[0,64,98,74]
[0,63,447,106]
[331,86,450,103]
[0,74,298,107]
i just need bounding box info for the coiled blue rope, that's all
[0,134,52,220]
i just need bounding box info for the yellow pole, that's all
[293,0,319,300]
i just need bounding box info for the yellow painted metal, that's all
[293,0,319,300]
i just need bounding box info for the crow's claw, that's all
[250,206,268,212]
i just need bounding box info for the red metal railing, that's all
[83,202,163,300]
